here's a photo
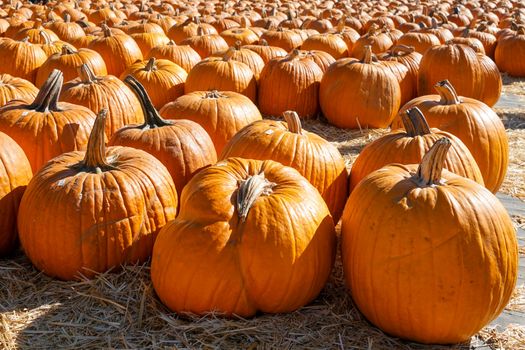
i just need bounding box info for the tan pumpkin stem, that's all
[29,69,63,112]
[237,172,276,222]
[81,109,114,171]
[223,47,236,61]
[415,138,451,186]
[435,80,461,105]
[124,75,172,128]
[167,40,176,46]
[101,23,112,37]
[197,26,204,36]
[402,107,432,136]
[78,64,99,84]
[64,13,71,23]
[145,57,157,71]
[391,44,415,56]
[61,45,75,55]
[518,27,525,35]
[204,90,224,99]
[361,45,374,64]
[283,111,303,135]
[234,40,242,50]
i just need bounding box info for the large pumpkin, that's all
[393,80,508,193]
[221,111,348,222]
[258,49,323,118]
[109,76,217,200]
[320,45,401,129]
[495,26,525,77]
[0,132,32,256]
[159,90,261,154]
[0,69,96,173]
[18,110,178,280]
[341,138,517,344]
[120,58,187,109]
[349,107,484,191]
[151,157,336,317]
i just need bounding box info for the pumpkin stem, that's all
[204,90,224,99]
[260,39,269,46]
[64,13,71,23]
[361,45,374,64]
[145,57,157,71]
[415,138,451,186]
[61,45,75,55]
[78,64,99,84]
[237,172,276,222]
[124,75,172,129]
[167,39,176,46]
[80,108,114,171]
[402,107,432,136]
[435,80,461,105]
[223,46,236,61]
[283,111,303,135]
[390,44,415,56]
[29,69,63,112]
[101,23,112,37]
[234,40,242,50]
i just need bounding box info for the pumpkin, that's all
[167,17,217,44]
[120,58,187,109]
[221,111,348,222]
[301,33,349,59]
[0,37,48,83]
[495,26,525,76]
[396,32,441,54]
[258,49,323,118]
[352,24,393,58]
[476,51,502,107]
[180,27,229,58]
[147,40,201,73]
[185,47,257,102]
[160,90,262,154]
[320,45,401,129]
[392,80,508,192]
[341,138,517,344]
[151,157,336,317]
[35,46,107,88]
[303,50,336,73]
[220,27,259,46]
[13,19,60,44]
[0,131,32,256]
[18,109,178,280]
[259,27,304,51]
[242,40,288,64]
[130,31,170,57]
[417,19,454,43]
[0,74,38,107]
[330,21,360,53]
[349,107,484,191]
[211,41,265,80]
[61,64,144,139]
[47,13,86,42]
[109,76,217,200]
[0,69,96,173]
[88,24,143,76]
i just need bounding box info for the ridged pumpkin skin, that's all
[0,132,32,256]
[0,70,96,173]
[120,58,187,109]
[109,76,217,200]
[393,80,508,193]
[18,111,178,281]
[320,46,401,129]
[243,40,287,64]
[0,38,48,83]
[184,48,257,102]
[221,111,348,223]
[349,108,484,191]
[258,50,323,118]
[159,90,262,154]
[0,74,38,107]
[61,64,144,139]
[35,46,108,88]
[495,28,525,77]
[147,41,202,73]
[301,33,349,59]
[151,157,336,317]
[342,139,517,344]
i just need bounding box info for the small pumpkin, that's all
[151,157,336,317]
[341,138,517,344]
[259,27,304,51]
[0,37,48,83]
[0,74,39,107]
[18,109,178,280]
[110,76,217,200]
[180,27,229,58]
[147,40,201,73]
[301,33,349,59]
[242,39,287,64]
[130,31,170,57]
[160,90,262,154]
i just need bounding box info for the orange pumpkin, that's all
[0,74,38,107]
[0,131,32,256]
[396,32,441,54]
[341,138,517,344]
[258,49,323,118]
[0,69,96,173]
[109,76,217,200]
[18,109,178,280]
[120,58,187,109]
[180,27,229,58]
[349,107,484,191]
[495,26,525,76]
[147,40,201,73]
[130,31,170,57]
[301,33,349,59]
[0,37,48,83]
[352,24,393,58]
[242,39,287,63]
[393,80,508,192]
[320,45,401,129]
[151,157,336,317]
[221,111,348,222]
[159,90,261,154]
[259,27,304,51]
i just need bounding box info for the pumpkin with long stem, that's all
[109,75,217,200]
[221,111,348,222]
[18,109,178,280]
[392,80,508,192]
[349,107,484,191]
[151,157,336,317]
[342,138,517,344]
[0,69,96,173]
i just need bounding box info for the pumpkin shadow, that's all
[0,186,26,256]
